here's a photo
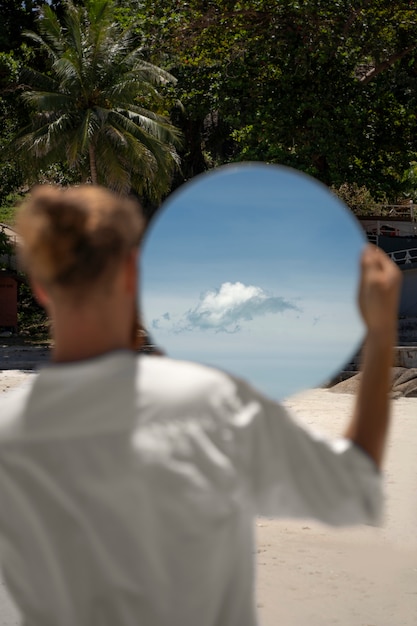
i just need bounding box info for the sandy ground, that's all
[0,360,416,625]
[257,389,417,626]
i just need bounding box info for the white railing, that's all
[379,204,416,220]
[388,247,417,266]
[366,233,378,244]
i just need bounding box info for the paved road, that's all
[0,345,51,371]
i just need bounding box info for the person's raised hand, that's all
[358,244,402,337]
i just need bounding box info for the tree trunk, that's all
[89,143,98,184]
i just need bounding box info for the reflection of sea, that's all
[238,360,329,401]
[174,349,361,402]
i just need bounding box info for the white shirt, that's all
[0,352,381,626]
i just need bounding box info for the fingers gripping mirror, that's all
[139,163,366,400]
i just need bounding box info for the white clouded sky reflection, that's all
[140,163,366,399]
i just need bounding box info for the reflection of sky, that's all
[140,163,366,399]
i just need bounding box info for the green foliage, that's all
[0,192,24,225]
[136,0,417,197]
[10,0,182,203]
[401,161,417,201]
[17,280,49,338]
[0,52,25,205]
[331,182,382,216]
[0,1,36,51]
[3,0,417,203]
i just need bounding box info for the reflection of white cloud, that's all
[151,281,302,334]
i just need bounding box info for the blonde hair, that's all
[17,185,144,293]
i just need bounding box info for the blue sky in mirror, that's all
[140,163,367,400]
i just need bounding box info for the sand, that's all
[0,365,416,625]
[257,389,417,625]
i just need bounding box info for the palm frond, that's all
[16,125,60,157]
[22,30,58,64]
[86,0,112,28]
[12,0,182,202]
[53,57,82,90]
[63,110,102,166]
[86,0,115,70]
[95,128,137,193]
[64,1,84,63]
[113,107,182,147]
[128,58,178,87]
[37,5,66,54]
[108,111,179,191]
[20,67,59,92]
[111,108,165,138]
[21,91,74,111]
[105,29,137,64]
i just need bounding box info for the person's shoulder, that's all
[136,355,286,421]
[137,355,237,403]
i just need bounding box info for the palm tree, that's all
[14,0,182,202]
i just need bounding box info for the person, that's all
[0,184,401,626]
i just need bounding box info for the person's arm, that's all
[226,245,401,525]
[344,245,402,468]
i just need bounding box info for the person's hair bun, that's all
[17,185,144,291]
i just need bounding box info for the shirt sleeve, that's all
[227,377,383,527]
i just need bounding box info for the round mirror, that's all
[139,163,366,400]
